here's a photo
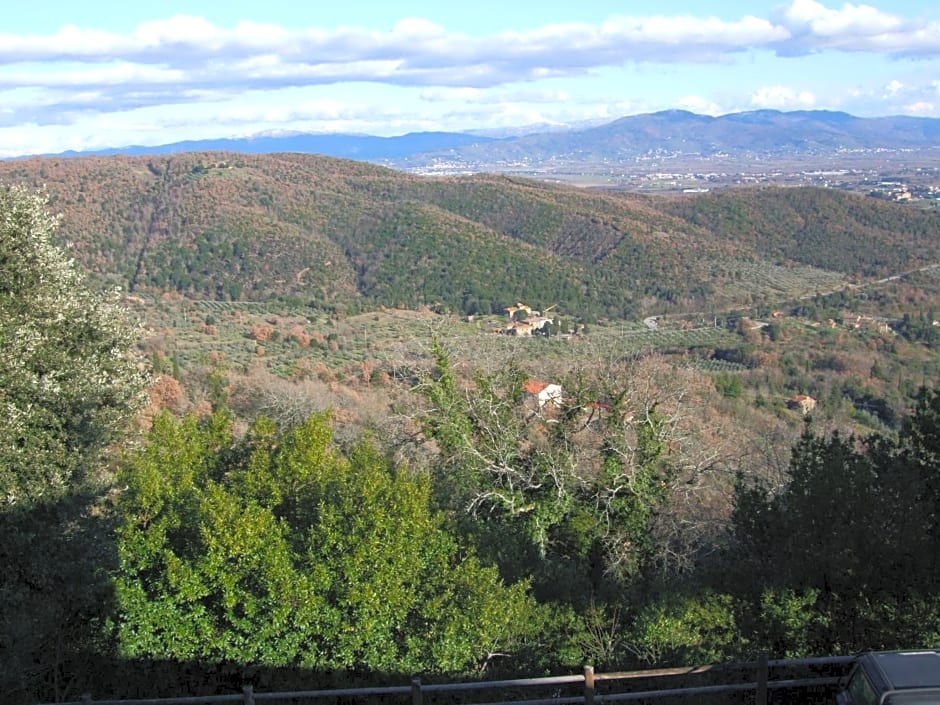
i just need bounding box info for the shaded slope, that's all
[656,187,940,277]
[1,153,937,319]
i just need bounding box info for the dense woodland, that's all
[2,153,939,319]
[1,160,940,704]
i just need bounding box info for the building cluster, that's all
[498,302,557,336]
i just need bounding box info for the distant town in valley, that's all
[40,109,940,204]
[404,149,940,200]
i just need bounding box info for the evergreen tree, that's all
[729,388,940,655]
[114,411,544,675]
[0,183,148,703]
[0,183,147,507]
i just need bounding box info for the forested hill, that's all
[1,152,937,318]
[655,187,940,277]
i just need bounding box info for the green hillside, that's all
[1,153,936,318]
[655,186,939,276]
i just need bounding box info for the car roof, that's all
[863,651,940,691]
[883,692,940,705]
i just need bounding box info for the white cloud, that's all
[770,0,940,54]
[750,85,816,109]
[775,0,906,37]
[419,87,484,103]
[134,15,223,50]
[2,5,940,154]
[904,100,935,115]
[828,75,940,117]
[0,5,935,115]
[676,95,725,115]
[1,63,186,89]
[614,14,786,46]
[391,18,447,39]
[883,79,903,96]
[420,87,572,105]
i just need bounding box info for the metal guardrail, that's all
[51,655,856,705]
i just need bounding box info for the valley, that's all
[2,150,939,703]
[1,151,935,436]
[8,0,940,697]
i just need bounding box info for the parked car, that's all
[837,650,940,704]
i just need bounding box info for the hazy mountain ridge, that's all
[431,110,940,171]
[54,131,502,161]
[39,110,940,169]
[1,151,937,319]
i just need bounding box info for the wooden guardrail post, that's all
[756,653,768,705]
[583,665,595,705]
[411,677,423,705]
[242,685,255,705]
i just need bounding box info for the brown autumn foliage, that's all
[287,325,311,348]
[249,324,274,342]
[147,374,187,414]
[136,375,189,430]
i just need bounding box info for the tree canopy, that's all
[0,182,147,508]
[0,183,148,703]
[729,387,940,654]
[114,411,544,675]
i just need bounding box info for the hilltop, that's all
[2,152,937,320]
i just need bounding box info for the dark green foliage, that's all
[4,159,940,693]
[0,496,119,704]
[114,410,543,675]
[659,186,938,277]
[418,344,685,605]
[729,387,940,655]
[0,183,148,704]
[627,591,738,666]
[714,374,743,398]
[335,200,581,313]
[897,312,940,347]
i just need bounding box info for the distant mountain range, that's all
[47,110,940,173]
[56,130,499,161]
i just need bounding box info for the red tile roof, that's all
[524,379,550,394]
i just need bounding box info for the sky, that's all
[2,0,940,157]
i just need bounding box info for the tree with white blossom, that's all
[0,182,147,508]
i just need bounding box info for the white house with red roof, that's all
[523,379,563,409]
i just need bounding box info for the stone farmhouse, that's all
[787,395,817,415]
[500,302,557,336]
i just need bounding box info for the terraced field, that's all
[138,297,741,384]
[708,261,848,303]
